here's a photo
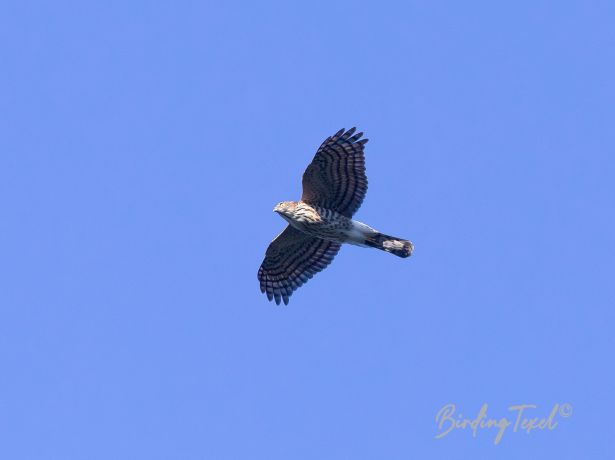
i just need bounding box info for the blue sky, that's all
[1,1,614,458]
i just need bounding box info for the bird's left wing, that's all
[301,127,368,217]
[258,225,341,305]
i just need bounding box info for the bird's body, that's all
[274,201,412,255]
[258,128,413,305]
[275,201,360,244]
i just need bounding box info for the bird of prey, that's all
[258,127,413,305]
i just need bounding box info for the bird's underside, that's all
[258,127,413,305]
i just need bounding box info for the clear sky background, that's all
[1,1,614,459]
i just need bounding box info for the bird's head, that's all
[273,201,297,218]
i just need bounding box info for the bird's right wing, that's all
[258,226,341,305]
[301,127,368,218]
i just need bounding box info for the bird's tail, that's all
[364,232,413,258]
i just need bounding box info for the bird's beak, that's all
[273,206,280,213]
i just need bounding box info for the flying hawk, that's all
[258,128,413,305]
